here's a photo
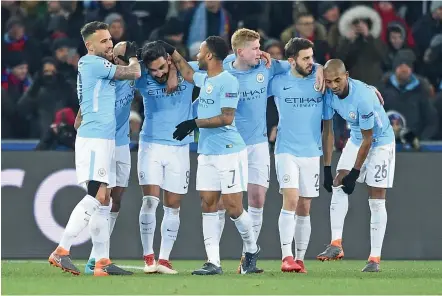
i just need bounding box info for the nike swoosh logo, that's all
[167,229,178,232]
[183,186,188,189]
[204,237,212,242]
[375,179,383,182]
[282,242,291,246]
[227,184,236,188]
[283,86,293,90]
[141,222,153,225]
[85,211,91,216]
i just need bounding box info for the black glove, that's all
[323,166,333,193]
[157,40,176,55]
[118,41,138,63]
[173,118,197,141]
[341,168,360,195]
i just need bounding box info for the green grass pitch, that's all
[2,260,442,295]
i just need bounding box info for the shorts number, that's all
[314,173,319,188]
[185,170,190,185]
[229,169,236,186]
[374,164,387,179]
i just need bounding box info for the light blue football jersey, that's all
[193,70,245,155]
[115,79,135,146]
[135,62,199,145]
[223,55,290,145]
[324,78,395,147]
[269,70,333,157]
[77,55,117,139]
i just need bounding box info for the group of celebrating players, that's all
[47,20,395,276]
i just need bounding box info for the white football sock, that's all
[248,206,263,242]
[369,199,387,258]
[294,215,311,261]
[89,205,111,261]
[203,212,220,267]
[330,186,349,242]
[218,209,226,241]
[59,194,100,251]
[278,209,295,259]
[231,210,257,254]
[159,206,180,261]
[139,196,159,256]
[109,212,119,235]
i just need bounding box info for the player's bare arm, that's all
[166,61,178,94]
[114,57,141,80]
[322,119,334,166]
[170,51,194,84]
[196,107,235,128]
[74,109,82,130]
[354,128,373,170]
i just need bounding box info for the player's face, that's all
[197,41,209,71]
[87,29,113,61]
[324,71,349,96]
[237,39,261,66]
[147,57,170,83]
[290,48,314,77]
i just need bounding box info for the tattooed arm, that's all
[113,57,141,80]
[195,107,235,128]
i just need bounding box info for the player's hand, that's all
[315,65,326,93]
[260,51,272,69]
[118,41,138,64]
[173,118,197,141]
[157,40,176,55]
[166,61,179,94]
[323,166,333,193]
[341,168,360,195]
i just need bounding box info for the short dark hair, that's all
[284,37,314,59]
[205,36,230,61]
[141,41,168,65]
[80,21,109,41]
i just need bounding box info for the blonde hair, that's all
[231,28,260,52]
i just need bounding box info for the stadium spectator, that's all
[412,1,442,57]
[336,5,386,87]
[382,21,415,72]
[17,57,77,139]
[2,17,42,75]
[316,1,341,50]
[51,38,77,87]
[374,1,415,48]
[182,0,234,48]
[85,0,142,46]
[1,1,26,34]
[263,39,284,60]
[1,53,31,139]
[379,49,439,142]
[280,11,331,64]
[35,107,77,151]
[422,34,442,89]
[149,17,188,59]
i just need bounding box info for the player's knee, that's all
[201,197,218,212]
[141,195,160,213]
[163,193,182,209]
[248,190,266,208]
[296,197,311,216]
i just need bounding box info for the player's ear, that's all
[85,41,93,52]
[345,71,349,79]
[287,57,294,65]
[207,52,213,61]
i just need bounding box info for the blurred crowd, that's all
[1,0,442,150]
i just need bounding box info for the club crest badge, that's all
[256,73,265,83]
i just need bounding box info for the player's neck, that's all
[290,68,305,78]
[232,58,252,71]
[207,63,224,77]
[338,83,350,99]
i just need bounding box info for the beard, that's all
[295,64,312,77]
